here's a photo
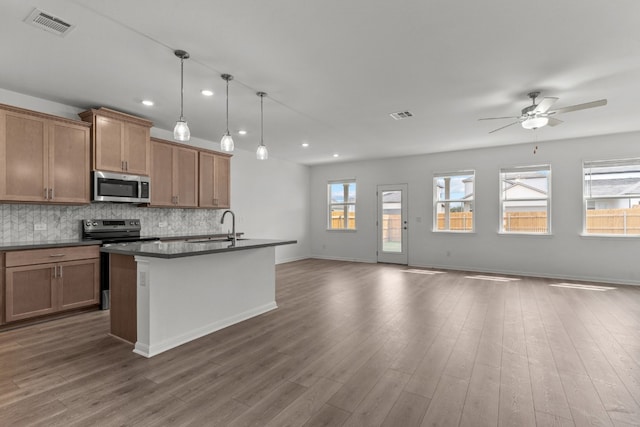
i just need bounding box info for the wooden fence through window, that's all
[333,209,640,234]
[330,212,356,229]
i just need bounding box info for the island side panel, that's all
[134,246,277,357]
[110,253,137,343]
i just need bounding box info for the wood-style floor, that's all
[1,259,639,426]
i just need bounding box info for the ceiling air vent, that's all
[389,111,414,120]
[24,9,75,37]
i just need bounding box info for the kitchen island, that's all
[101,238,296,357]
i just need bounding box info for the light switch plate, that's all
[34,223,47,231]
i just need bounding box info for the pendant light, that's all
[256,92,268,160]
[173,50,190,141]
[220,74,234,152]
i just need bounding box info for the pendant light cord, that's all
[180,57,185,120]
[226,78,230,133]
[260,93,264,145]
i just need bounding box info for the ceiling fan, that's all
[479,91,607,134]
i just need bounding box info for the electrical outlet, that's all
[139,271,147,287]
[159,222,168,228]
[34,223,47,231]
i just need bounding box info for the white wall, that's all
[310,132,640,285]
[0,88,311,264]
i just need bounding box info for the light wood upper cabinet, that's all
[199,151,231,209]
[0,104,90,204]
[48,121,91,203]
[150,138,198,208]
[79,108,152,176]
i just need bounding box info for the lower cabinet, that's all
[3,245,99,323]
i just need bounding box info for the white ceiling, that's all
[2,0,640,165]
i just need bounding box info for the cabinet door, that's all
[5,263,57,322]
[150,140,175,206]
[198,152,215,208]
[0,110,48,202]
[175,146,198,207]
[94,116,124,172]
[49,121,90,203]
[58,258,99,311]
[124,122,150,175]
[214,155,231,209]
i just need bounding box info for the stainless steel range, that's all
[82,219,159,309]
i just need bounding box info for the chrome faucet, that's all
[221,210,236,246]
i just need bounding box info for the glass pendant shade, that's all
[174,120,190,141]
[256,91,268,160]
[220,74,234,152]
[220,132,234,151]
[174,50,190,142]
[521,116,549,130]
[256,144,268,160]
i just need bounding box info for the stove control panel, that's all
[82,219,142,234]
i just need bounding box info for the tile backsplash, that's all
[0,203,224,244]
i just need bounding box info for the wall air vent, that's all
[389,111,414,120]
[24,9,75,37]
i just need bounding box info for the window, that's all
[328,180,356,230]
[433,171,474,232]
[583,158,640,236]
[500,165,551,234]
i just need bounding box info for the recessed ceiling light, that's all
[201,89,214,96]
[237,130,247,135]
[301,143,309,147]
[333,153,339,158]
[141,100,154,106]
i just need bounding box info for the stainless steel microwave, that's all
[92,171,150,203]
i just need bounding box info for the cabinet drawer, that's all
[5,245,100,267]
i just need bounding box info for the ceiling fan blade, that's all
[533,97,559,114]
[549,99,607,115]
[478,116,519,121]
[488,121,520,134]
[547,117,563,127]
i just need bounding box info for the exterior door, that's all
[377,184,408,264]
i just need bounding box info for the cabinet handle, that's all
[49,188,54,200]
[52,266,57,278]
[121,160,125,171]
[44,188,48,200]
[125,161,128,171]
[58,265,63,278]
[49,254,66,257]
[176,195,179,204]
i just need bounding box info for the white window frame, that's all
[327,179,356,231]
[499,164,551,235]
[583,158,640,237]
[433,170,475,233]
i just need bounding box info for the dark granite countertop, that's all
[155,232,244,242]
[0,239,102,251]
[100,238,297,259]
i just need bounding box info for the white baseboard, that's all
[311,255,376,264]
[408,262,639,286]
[134,301,278,358]
[276,255,309,265]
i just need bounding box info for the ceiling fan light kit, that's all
[479,90,607,134]
[521,116,549,130]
